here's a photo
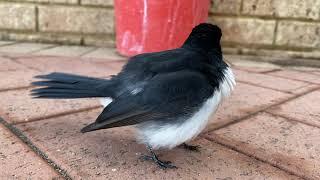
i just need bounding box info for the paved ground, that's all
[0,41,319,180]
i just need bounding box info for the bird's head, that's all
[182,23,222,56]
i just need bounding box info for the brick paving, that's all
[0,124,61,179]
[0,42,319,179]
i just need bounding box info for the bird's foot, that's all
[181,143,201,152]
[140,155,177,169]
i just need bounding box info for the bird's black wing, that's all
[81,70,214,133]
[120,48,210,75]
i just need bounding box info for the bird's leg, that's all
[180,143,201,152]
[140,145,177,169]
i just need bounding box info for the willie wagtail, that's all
[31,23,236,169]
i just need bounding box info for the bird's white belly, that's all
[137,92,222,149]
[137,67,236,149]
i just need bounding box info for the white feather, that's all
[99,85,144,107]
[137,67,236,149]
[221,67,236,97]
[99,97,112,107]
[131,87,143,95]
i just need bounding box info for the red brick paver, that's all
[0,56,27,71]
[0,88,100,124]
[33,45,95,57]
[267,90,320,127]
[207,82,292,130]
[289,84,319,94]
[233,65,281,73]
[234,69,311,94]
[268,70,320,84]
[0,47,319,179]
[207,112,320,179]
[312,71,320,76]
[15,55,122,78]
[0,43,56,54]
[0,124,61,179]
[0,69,40,91]
[17,110,299,180]
[95,60,127,73]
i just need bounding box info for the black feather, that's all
[32,72,115,99]
[31,23,231,133]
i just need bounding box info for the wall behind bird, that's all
[0,0,319,59]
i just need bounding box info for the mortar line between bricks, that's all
[0,117,73,180]
[232,66,282,74]
[265,111,320,129]
[85,59,128,65]
[35,6,39,32]
[1,53,41,70]
[94,59,129,63]
[272,20,279,46]
[310,71,320,76]
[9,58,42,72]
[78,47,98,57]
[202,134,309,180]
[0,0,114,9]
[210,13,320,23]
[80,37,85,46]
[222,41,319,52]
[28,44,61,54]
[13,105,101,125]
[263,72,320,85]
[236,68,319,86]
[236,80,295,94]
[260,69,282,74]
[0,42,58,55]
[239,0,244,13]
[0,85,33,93]
[209,86,320,131]
[0,28,114,38]
[79,47,100,57]
[0,41,17,47]
[291,69,320,76]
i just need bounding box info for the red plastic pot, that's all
[114,0,211,56]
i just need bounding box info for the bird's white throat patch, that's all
[137,67,236,149]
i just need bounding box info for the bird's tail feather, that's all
[31,72,113,99]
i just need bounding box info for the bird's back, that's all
[112,48,213,95]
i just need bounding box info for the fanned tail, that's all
[31,72,114,99]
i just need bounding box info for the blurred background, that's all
[0,0,319,60]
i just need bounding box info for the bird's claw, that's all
[139,154,153,161]
[140,155,177,169]
[156,159,177,169]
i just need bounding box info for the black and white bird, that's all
[31,23,235,169]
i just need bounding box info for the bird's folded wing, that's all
[81,71,214,133]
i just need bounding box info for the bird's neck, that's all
[182,44,223,64]
[182,37,222,55]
